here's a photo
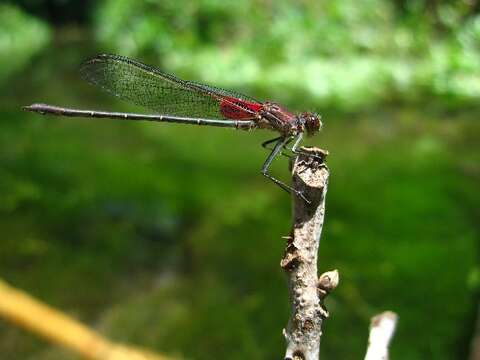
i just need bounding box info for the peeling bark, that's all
[282,147,337,360]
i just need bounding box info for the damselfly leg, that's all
[289,133,325,161]
[261,136,293,158]
[261,137,310,203]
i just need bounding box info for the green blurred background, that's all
[0,0,479,359]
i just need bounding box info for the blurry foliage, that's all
[0,4,50,84]
[90,0,480,111]
[11,0,94,25]
[0,1,480,360]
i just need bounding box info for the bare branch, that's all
[0,278,172,360]
[282,147,336,360]
[364,311,398,360]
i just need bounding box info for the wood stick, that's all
[0,278,172,360]
[281,147,338,360]
[364,311,398,360]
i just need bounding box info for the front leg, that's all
[290,133,303,153]
[261,137,310,203]
[290,133,325,161]
[262,136,293,158]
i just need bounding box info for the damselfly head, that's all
[300,112,322,136]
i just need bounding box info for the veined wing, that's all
[79,54,262,120]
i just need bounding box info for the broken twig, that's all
[282,147,338,360]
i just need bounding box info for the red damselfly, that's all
[24,54,322,201]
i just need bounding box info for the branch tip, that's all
[364,311,399,360]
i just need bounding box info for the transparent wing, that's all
[79,54,261,120]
